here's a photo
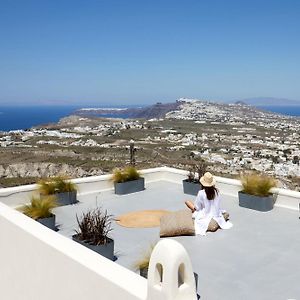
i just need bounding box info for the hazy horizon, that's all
[0,0,299,106]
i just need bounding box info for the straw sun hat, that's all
[200,172,216,187]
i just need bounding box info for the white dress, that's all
[193,189,233,236]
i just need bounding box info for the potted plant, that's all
[38,176,77,206]
[20,196,58,230]
[72,207,115,261]
[134,244,198,291]
[182,161,206,196]
[238,172,277,211]
[112,166,145,195]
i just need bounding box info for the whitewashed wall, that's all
[0,202,147,300]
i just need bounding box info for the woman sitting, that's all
[185,172,233,236]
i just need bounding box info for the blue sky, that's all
[0,0,299,106]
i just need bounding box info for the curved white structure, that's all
[147,239,197,300]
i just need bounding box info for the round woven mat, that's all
[115,210,170,228]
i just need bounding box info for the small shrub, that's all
[125,166,140,181]
[186,170,195,182]
[54,176,77,193]
[38,179,57,196]
[241,173,277,197]
[112,167,141,183]
[112,169,127,183]
[186,160,207,183]
[38,176,77,195]
[21,196,57,220]
[75,208,112,245]
[195,160,207,180]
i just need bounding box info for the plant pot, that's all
[72,235,115,261]
[140,267,198,291]
[238,191,275,212]
[41,191,77,206]
[114,178,145,195]
[182,179,202,196]
[140,267,148,278]
[37,214,56,230]
[56,191,77,206]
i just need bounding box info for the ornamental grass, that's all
[240,173,277,197]
[112,166,141,183]
[38,176,77,195]
[21,196,57,220]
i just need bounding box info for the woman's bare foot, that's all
[185,200,196,212]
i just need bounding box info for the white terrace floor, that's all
[55,181,300,300]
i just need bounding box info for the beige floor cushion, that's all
[160,210,230,236]
[160,210,195,237]
[208,212,230,232]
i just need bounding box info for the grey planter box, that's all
[238,191,275,212]
[37,214,56,231]
[41,191,77,206]
[114,178,145,195]
[140,267,198,291]
[56,191,77,206]
[182,179,202,196]
[72,235,115,261]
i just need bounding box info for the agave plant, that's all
[75,208,113,246]
[20,196,57,220]
[240,172,277,197]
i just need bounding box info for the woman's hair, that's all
[204,186,219,200]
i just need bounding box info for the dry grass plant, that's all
[241,173,277,197]
[112,166,141,183]
[38,176,77,195]
[21,196,57,219]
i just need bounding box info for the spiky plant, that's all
[75,208,113,245]
[53,176,77,193]
[21,196,57,220]
[194,160,207,180]
[124,166,140,181]
[112,169,127,183]
[38,179,57,196]
[112,167,141,183]
[38,176,77,195]
[241,173,277,197]
[186,168,195,182]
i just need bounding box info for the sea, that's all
[0,105,300,131]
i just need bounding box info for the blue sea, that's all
[0,105,300,131]
[0,106,80,131]
[0,105,138,131]
[259,105,300,116]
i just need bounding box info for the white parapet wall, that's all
[0,166,299,210]
[0,202,196,300]
[0,202,147,300]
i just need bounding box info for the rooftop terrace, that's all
[1,167,300,300]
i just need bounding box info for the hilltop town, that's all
[0,99,299,190]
